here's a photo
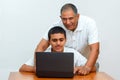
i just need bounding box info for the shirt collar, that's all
[74,16,84,32]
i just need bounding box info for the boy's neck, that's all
[51,48,64,52]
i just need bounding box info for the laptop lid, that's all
[36,52,74,78]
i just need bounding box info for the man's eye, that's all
[62,18,67,21]
[69,17,74,20]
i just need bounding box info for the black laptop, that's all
[36,52,74,78]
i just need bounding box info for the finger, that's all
[78,69,84,75]
[74,67,80,74]
[74,68,77,74]
[78,68,87,75]
[83,68,90,75]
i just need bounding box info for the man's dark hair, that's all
[48,26,66,40]
[60,3,78,15]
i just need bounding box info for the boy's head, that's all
[48,26,66,52]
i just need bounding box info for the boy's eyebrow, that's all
[51,38,65,40]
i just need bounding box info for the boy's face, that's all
[49,33,66,52]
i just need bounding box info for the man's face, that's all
[49,33,66,52]
[60,9,79,31]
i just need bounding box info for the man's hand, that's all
[74,66,91,75]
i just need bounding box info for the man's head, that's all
[48,26,66,52]
[60,3,79,31]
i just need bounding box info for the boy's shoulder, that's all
[64,47,78,52]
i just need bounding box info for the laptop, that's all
[36,52,74,78]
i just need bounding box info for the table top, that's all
[8,71,114,80]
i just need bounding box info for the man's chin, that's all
[66,27,74,31]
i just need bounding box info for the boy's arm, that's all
[19,64,36,73]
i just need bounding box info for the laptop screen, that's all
[36,52,74,78]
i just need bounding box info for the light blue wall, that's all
[0,0,120,79]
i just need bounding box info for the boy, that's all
[19,26,96,75]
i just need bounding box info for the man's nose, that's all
[66,19,70,24]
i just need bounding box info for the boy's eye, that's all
[51,38,65,42]
[52,39,57,42]
[59,38,64,42]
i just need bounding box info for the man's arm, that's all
[19,64,36,73]
[74,65,96,75]
[85,42,99,71]
[74,42,99,75]
[35,38,49,52]
[34,38,49,66]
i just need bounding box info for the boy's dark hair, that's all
[60,3,78,15]
[48,26,66,40]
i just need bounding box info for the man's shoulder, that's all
[80,15,95,22]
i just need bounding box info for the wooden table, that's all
[8,72,114,80]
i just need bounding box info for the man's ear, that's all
[76,14,80,19]
[60,16,62,19]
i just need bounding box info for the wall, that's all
[0,0,120,79]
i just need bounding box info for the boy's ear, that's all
[64,39,67,43]
[48,40,50,44]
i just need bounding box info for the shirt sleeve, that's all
[87,19,99,44]
[25,57,34,66]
